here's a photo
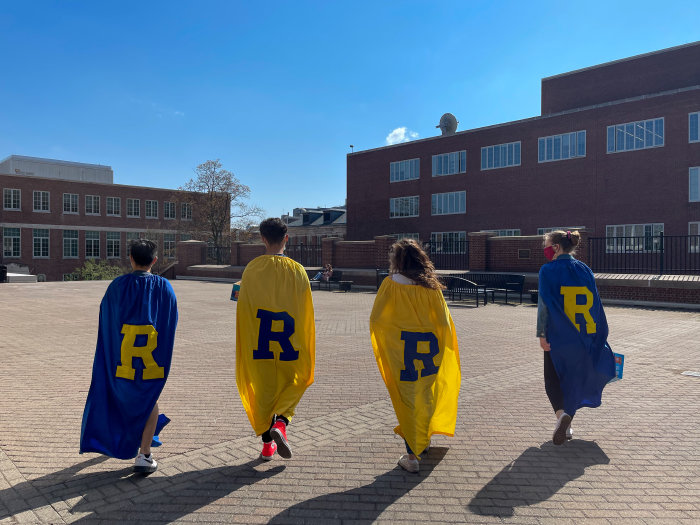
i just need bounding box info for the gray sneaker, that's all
[398,454,419,473]
[134,453,158,473]
[566,425,573,440]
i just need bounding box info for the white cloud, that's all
[385,127,419,145]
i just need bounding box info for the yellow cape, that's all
[370,277,460,457]
[236,255,315,435]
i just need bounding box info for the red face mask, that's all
[543,245,556,261]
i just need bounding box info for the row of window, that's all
[2,228,184,259]
[389,111,700,180]
[2,189,192,220]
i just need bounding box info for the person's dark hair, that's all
[259,217,288,244]
[389,239,445,290]
[544,230,581,254]
[130,239,158,267]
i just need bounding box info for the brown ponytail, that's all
[389,239,445,290]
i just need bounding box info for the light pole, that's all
[349,144,354,153]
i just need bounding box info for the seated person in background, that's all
[322,263,333,282]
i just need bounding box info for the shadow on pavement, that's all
[467,440,610,517]
[268,447,447,524]
[0,455,284,523]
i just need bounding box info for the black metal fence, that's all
[285,243,322,267]
[207,246,231,265]
[588,234,700,275]
[424,240,470,270]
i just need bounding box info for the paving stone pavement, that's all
[1,280,699,524]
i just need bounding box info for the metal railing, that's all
[588,234,700,275]
[207,246,231,265]
[285,243,322,267]
[424,240,470,270]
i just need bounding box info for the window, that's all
[106,197,121,216]
[690,167,700,202]
[3,189,20,210]
[393,233,420,241]
[181,202,192,220]
[3,227,20,257]
[163,233,176,258]
[430,231,466,253]
[605,223,663,252]
[63,193,78,214]
[106,232,121,258]
[180,233,192,241]
[482,229,521,236]
[33,191,50,212]
[33,229,49,258]
[537,226,581,235]
[431,191,466,215]
[85,195,100,215]
[146,200,158,219]
[689,222,700,253]
[432,151,466,176]
[127,198,140,217]
[63,230,79,258]
[690,112,700,143]
[389,196,419,218]
[164,201,176,219]
[390,158,420,182]
[606,117,664,153]
[481,141,521,170]
[538,131,586,162]
[126,232,142,243]
[85,231,100,258]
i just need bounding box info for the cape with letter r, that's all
[370,278,461,458]
[538,258,615,416]
[236,255,315,436]
[80,272,178,459]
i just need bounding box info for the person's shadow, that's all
[468,440,609,517]
[0,455,285,523]
[267,447,447,524]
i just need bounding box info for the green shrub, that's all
[73,259,128,281]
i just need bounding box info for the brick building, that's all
[347,41,700,248]
[283,206,346,244]
[1,155,199,281]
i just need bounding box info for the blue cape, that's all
[80,272,178,459]
[538,258,615,416]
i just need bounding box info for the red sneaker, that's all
[270,420,292,459]
[260,441,277,461]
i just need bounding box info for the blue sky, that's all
[1,1,699,219]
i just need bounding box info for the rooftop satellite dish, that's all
[436,113,458,135]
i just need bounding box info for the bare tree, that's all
[179,159,263,264]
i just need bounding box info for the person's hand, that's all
[539,337,551,352]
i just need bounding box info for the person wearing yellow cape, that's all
[370,239,461,473]
[236,218,315,461]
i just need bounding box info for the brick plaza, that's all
[1,280,699,524]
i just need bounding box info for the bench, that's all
[452,272,525,304]
[376,269,390,290]
[310,270,344,291]
[440,276,484,307]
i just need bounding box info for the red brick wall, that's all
[239,244,265,264]
[332,241,376,268]
[486,232,590,273]
[599,284,700,304]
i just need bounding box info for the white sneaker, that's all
[398,454,419,473]
[553,413,572,446]
[566,425,573,440]
[134,453,158,473]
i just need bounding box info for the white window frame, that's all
[164,201,176,219]
[3,227,21,258]
[63,230,79,258]
[145,199,158,219]
[3,188,21,210]
[389,196,419,218]
[127,198,141,218]
[432,151,466,176]
[85,195,100,215]
[606,117,664,153]
[393,233,420,241]
[431,191,466,216]
[33,191,50,212]
[480,141,521,170]
[481,229,521,236]
[85,231,100,258]
[538,131,586,163]
[163,233,176,258]
[181,202,192,221]
[690,167,700,202]
[33,228,49,258]
[63,193,78,214]
[106,197,121,217]
[690,112,700,143]
[605,223,664,253]
[106,231,121,258]
[689,222,700,253]
[390,158,420,183]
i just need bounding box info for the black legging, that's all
[261,415,289,443]
[543,351,565,414]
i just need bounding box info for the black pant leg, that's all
[543,351,565,413]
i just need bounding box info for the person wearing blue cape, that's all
[537,230,615,445]
[80,239,178,473]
